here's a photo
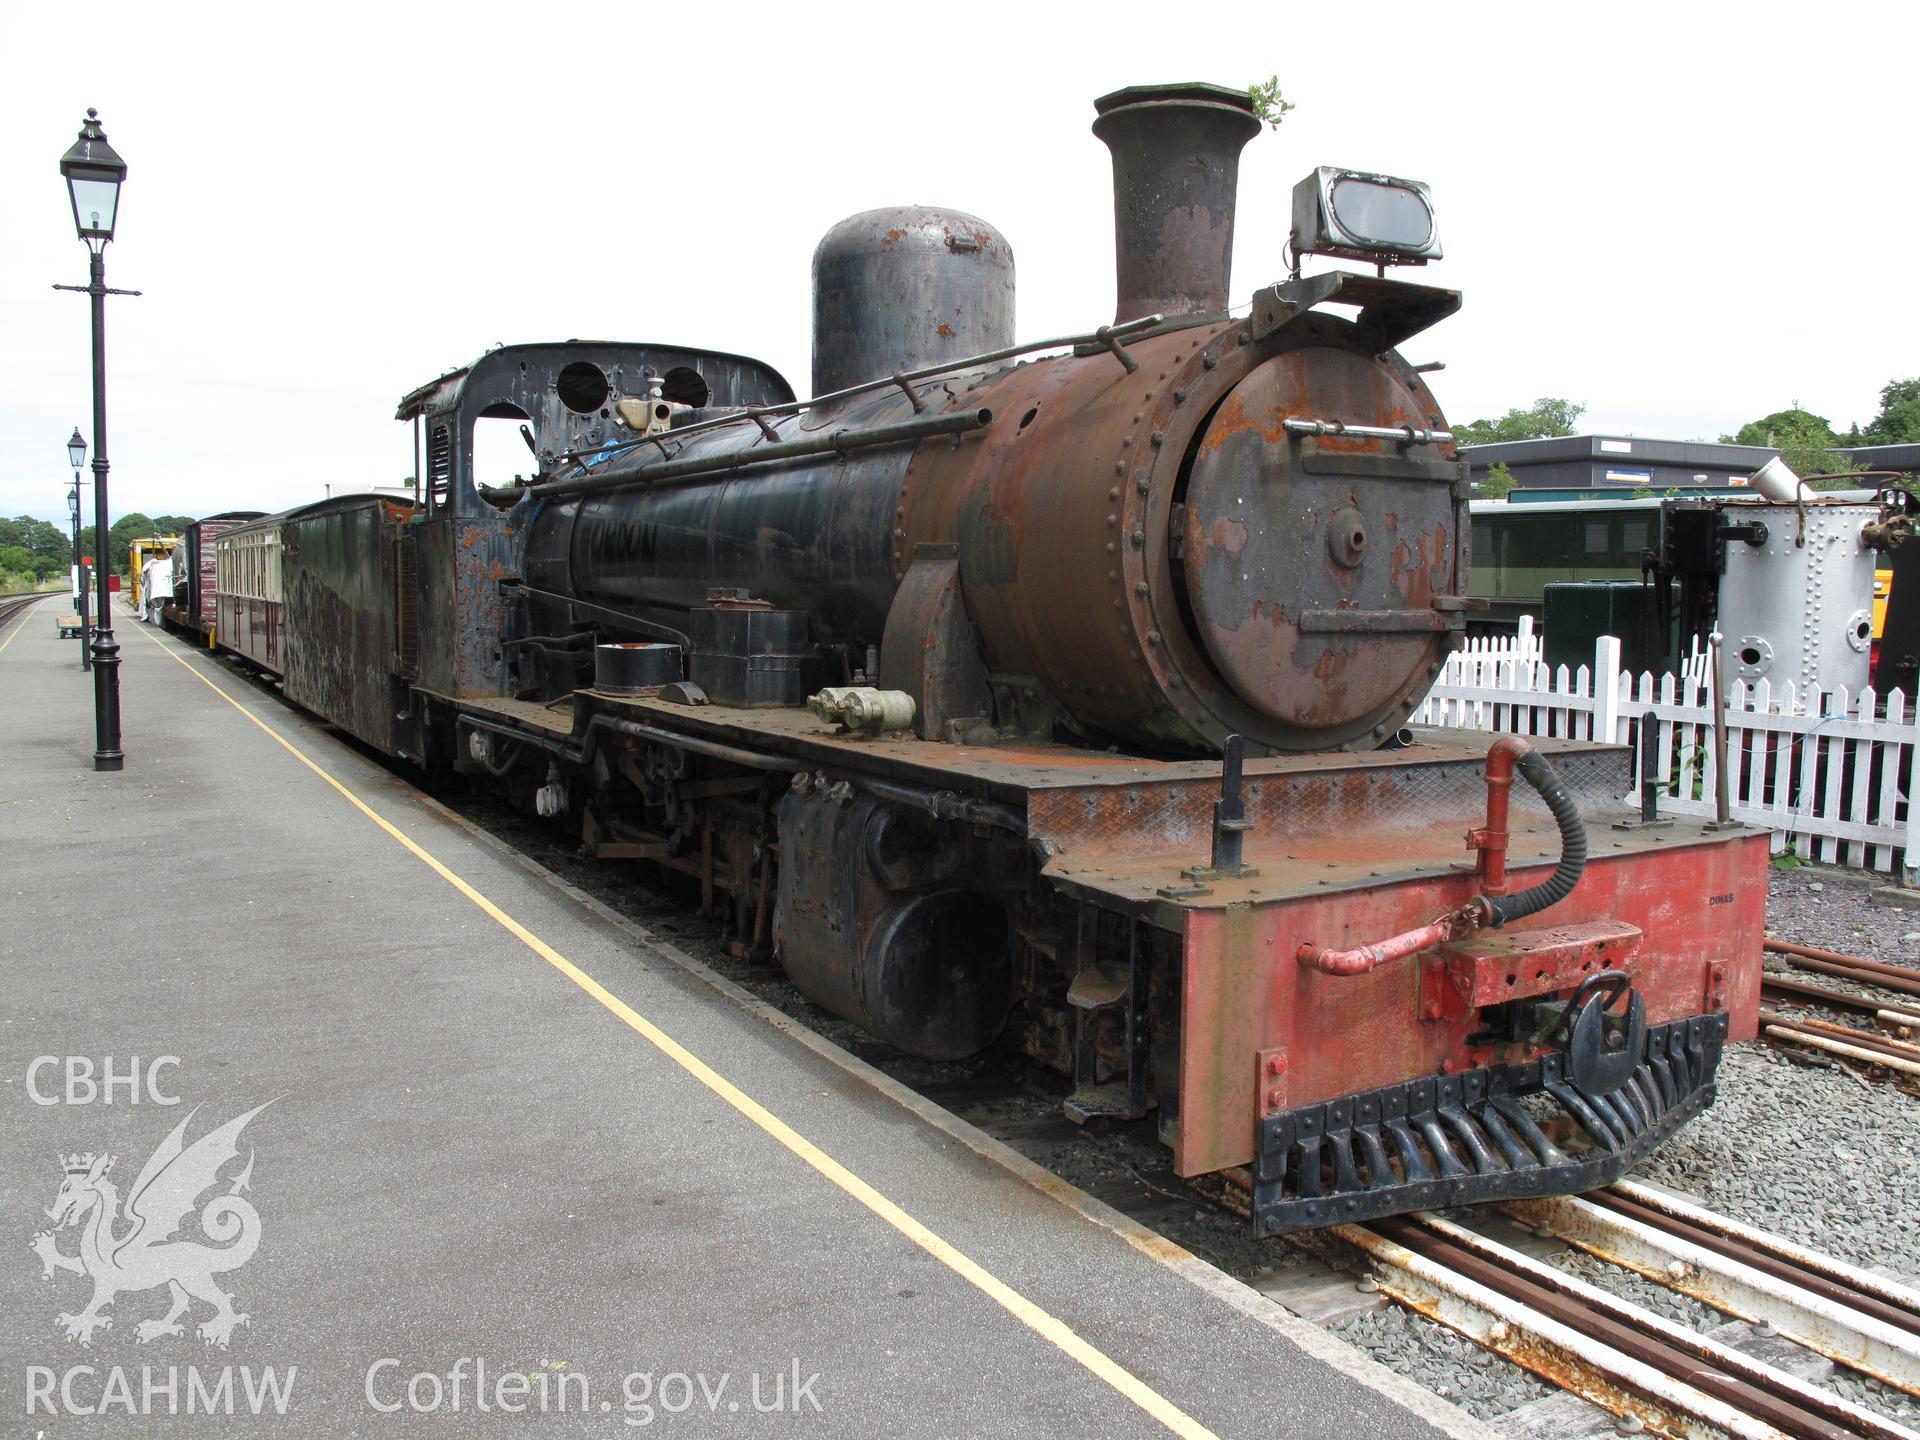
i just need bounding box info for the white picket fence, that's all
[1414,617,1920,875]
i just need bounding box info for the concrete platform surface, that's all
[0,599,1487,1438]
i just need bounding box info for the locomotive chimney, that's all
[1092,82,1261,323]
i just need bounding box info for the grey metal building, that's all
[1464,434,1779,495]
[1839,441,1920,476]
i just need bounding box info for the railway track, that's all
[0,589,61,631]
[1308,1179,1920,1439]
[1760,939,1920,1085]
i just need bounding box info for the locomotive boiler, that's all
[214,82,1766,1234]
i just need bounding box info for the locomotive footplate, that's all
[1249,1012,1728,1235]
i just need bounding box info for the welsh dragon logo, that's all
[30,1102,272,1348]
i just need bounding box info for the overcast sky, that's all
[2,1,1913,526]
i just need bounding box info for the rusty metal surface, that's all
[811,206,1014,396]
[395,340,795,428]
[1429,919,1645,1009]
[1181,347,1458,736]
[899,310,1461,753]
[1090,83,1260,322]
[532,691,1605,801]
[877,545,990,738]
[281,495,416,752]
[405,342,795,701]
[1170,835,1767,1178]
[906,320,1251,748]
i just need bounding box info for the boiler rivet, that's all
[1135,582,1150,597]
[1108,487,1121,501]
[1203,354,1219,370]
[1147,631,1162,645]
[1150,431,1165,448]
[1108,513,1119,526]
[1174,389,1187,404]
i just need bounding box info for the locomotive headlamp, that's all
[60,109,127,246]
[1290,167,1441,267]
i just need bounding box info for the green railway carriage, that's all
[1468,498,1668,634]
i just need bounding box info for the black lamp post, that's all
[57,108,132,772]
[66,427,91,672]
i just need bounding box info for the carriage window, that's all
[1621,520,1649,553]
[1583,522,1609,555]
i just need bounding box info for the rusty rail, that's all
[1764,1025,1920,1076]
[1761,1011,1920,1078]
[1312,1208,1918,1440]
[1764,939,1920,999]
[1507,1190,1920,1398]
[1761,973,1884,1014]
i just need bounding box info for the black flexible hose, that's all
[1485,748,1587,927]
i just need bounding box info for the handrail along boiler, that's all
[210,83,1763,1233]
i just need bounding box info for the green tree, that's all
[75,513,198,574]
[1721,407,1849,486]
[1453,397,1586,447]
[0,545,38,578]
[0,516,71,575]
[1477,462,1517,499]
[1861,378,1920,444]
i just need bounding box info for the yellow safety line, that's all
[0,595,55,656]
[127,623,1220,1440]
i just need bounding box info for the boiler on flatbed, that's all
[207,82,1765,1233]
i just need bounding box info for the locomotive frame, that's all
[192,82,1766,1235]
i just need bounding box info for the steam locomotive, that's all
[185,83,1765,1234]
